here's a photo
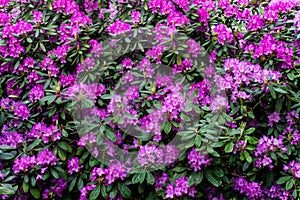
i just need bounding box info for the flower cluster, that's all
[254,135,287,169]
[1,0,300,199]
[187,148,212,171]
[68,157,83,174]
[213,24,234,45]
[233,177,293,200]
[165,176,197,199]
[90,160,127,185]
[13,149,57,174]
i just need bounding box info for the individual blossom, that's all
[0,36,25,58]
[145,45,165,64]
[43,179,67,199]
[284,160,300,178]
[166,11,189,27]
[68,157,83,174]
[53,0,79,14]
[197,8,210,26]
[164,144,180,165]
[210,95,229,113]
[12,155,36,174]
[32,11,42,23]
[165,176,193,199]
[268,112,280,127]
[233,140,246,154]
[186,39,201,57]
[13,103,30,120]
[148,0,175,15]
[161,87,186,121]
[213,24,234,45]
[254,135,286,157]
[29,85,44,102]
[232,177,265,199]
[121,58,133,73]
[42,125,62,143]
[0,130,24,148]
[60,74,75,87]
[138,144,164,168]
[295,11,300,30]
[104,160,128,185]
[84,0,98,12]
[247,15,264,31]
[224,5,238,18]
[188,148,212,171]
[172,0,189,11]
[88,39,103,56]
[0,12,10,26]
[255,155,274,169]
[131,11,141,23]
[108,20,131,35]
[52,44,71,63]
[263,9,278,22]
[154,172,169,190]
[36,149,58,166]
[80,184,96,200]
[90,167,105,182]
[0,0,10,7]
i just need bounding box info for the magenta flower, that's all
[68,157,83,174]
[188,148,212,172]
[213,24,234,45]
[33,11,42,23]
[108,20,131,35]
[29,85,44,102]
[13,103,30,120]
[131,11,141,23]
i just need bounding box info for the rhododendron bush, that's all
[1,0,300,199]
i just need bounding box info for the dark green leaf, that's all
[89,185,100,200]
[117,183,131,199]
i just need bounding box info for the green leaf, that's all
[273,87,288,94]
[30,187,41,199]
[188,171,203,186]
[243,151,252,163]
[27,139,42,151]
[124,112,137,120]
[146,172,155,185]
[50,168,60,179]
[0,186,15,195]
[163,122,172,134]
[0,145,15,150]
[276,176,291,185]
[105,129,117,142]
[101,185,108,198]
[205,170,222,187]
[224,142,234,153]
[57,148,66,161]
[117,183,131,199]
[286,179,294,190]
[77,177,84,191]
[101,94,112,99]
[68,176,77,192]
[269,85,276,99]
[22,181,29,193]
[89,185,100,200]
[40,43,46,52]
[0,152,14,160]
[132,172,146,184]
[40,95,56,104]
[58,141,72,153]
[31,176,36,187]
[244,127,255,135]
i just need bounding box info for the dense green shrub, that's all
[0,0,300,199]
